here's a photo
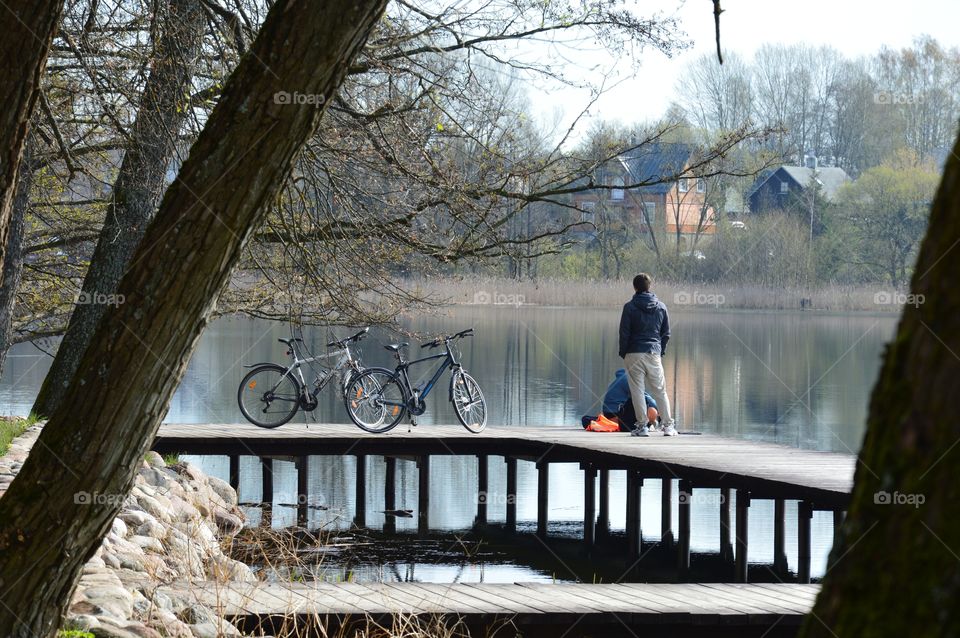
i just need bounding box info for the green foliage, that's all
[0,417,30,457]
[57,630,94,638]
[163,453,180,467]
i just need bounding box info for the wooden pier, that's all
[154,423,856,584]
[159,580,820,637]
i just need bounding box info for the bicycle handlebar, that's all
[420,328,474,349]
[327,327,369,348]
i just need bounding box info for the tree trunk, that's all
[0,1,63,295]
[0,0,386,635]
[0,141,34,376]
[799,131,960,635]
[32,0,205,417]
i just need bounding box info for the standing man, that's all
[618,273,677,437]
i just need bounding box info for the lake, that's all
[0,306,897,582]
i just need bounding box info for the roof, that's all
[620,143,694,194]
[749,165,850,201]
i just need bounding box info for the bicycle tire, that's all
[450,370,487,433]
[238,364,301,428]
[344,367,406,433]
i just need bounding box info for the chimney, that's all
[804,150,818,170]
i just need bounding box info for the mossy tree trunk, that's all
[31,0,206,417]
[799,134,960,635]
[0,0,386,635]
[0,1,63,294]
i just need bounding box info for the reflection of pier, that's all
[160,580,819,637]
[155,424,854,585]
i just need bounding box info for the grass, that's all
[0,414,38,457]
[162,452,180,466]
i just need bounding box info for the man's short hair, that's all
[633,273,652,293]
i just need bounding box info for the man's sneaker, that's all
[631,424,650,437]
[663,424,678,437]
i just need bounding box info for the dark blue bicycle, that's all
[344,328,487,433]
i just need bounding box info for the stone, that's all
[65,613,101,630]
[137,494,168,522]
[81,584,134,618]
[207,555,256,583]
[206,476,237,506]
[212,510,243,536]
[136,519,166,539]
[143,451,165,468]
[119,509,152,529]
[111,517,128,539]
[130,535,164,553]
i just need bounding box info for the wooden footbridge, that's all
[154,424,856,585]
[159,580,820,637]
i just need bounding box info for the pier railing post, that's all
[505,457,517,533]
[260,457,273,529]
[536,460,550,540]
[625,471,642,563]
[596,469,610,541]
[735,489,750,583]
[774,498,788,576]
[661,478,674,548]
[475,454,488,528]
[353,454,367,528]
[798,500,813,583]
[720,487,732,564]
[678,479,692,576]
[582,463,596,550]
[297,455,309,529]
[384,456,397,534]
[417,455,430,537]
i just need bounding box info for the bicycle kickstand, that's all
[408,416,417,433]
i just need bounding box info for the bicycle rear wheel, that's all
[451,370,486,433]
[238,364,301,428]
[344,368,406,433]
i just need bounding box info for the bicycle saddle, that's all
[278,337,303,346]
[384,343,408,352]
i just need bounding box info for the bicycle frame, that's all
[394,341,461,403]
[281,341,359,397]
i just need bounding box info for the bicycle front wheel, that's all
[238,364,301,428]
[451,370,486,433]
[344,368,406,433]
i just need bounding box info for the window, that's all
[642,202,657,229]
[580,201,596,223]
[780,180,790,194]
[678,178,689,193]
[611,175,625,201]
[696,178,706,193]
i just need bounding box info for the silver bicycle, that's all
[238,328,369,428]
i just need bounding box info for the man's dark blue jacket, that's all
[602,368,656,414]
[618,291,670,358]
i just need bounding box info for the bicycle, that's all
[344,328,487,434]
[238,328,369,428]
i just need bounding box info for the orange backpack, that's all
[586,413,621,432]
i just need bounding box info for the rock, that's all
[102,552,121,570]
[91,615,142,638]
[111,517,129,539]
[136,519,166,539]
[81,584,134,618]
[142,609,193,638]
[65,613,101,630]
[130,535,164,553]
[136,494,168,522]
[143,451,165,468]
[117,552,145,572]
[119,509,152,530]
[188,619,241,638]
[207,555,256,583]
[206,477,237,506]
[212,510,243,536]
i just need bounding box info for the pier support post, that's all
[720,487,733,564]
[625,471,642,562]
[798,500,813,583]
[661,478,674,548]
[353,455,367,528]
[536,460,550,540]
[260,457,273,528]
[774,498,788,576]
[474,454,488,528]
[505,457,517,533]
[418,455,430,537]
[596,469,610,541]
[582,463,596,550]
[384,456,397,534]
[297,455,309,528]
[735,489,750,583]
[678,479,692,576]
[829,509,846,569]
[229,454,239,492]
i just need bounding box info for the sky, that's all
[523,0,960,142]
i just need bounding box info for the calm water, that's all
[0,306,897,582]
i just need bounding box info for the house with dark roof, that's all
[570,143,716,245]
[748,160,850,215]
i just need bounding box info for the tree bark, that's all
[0,141,34,376]
[799,133,960,635]
[32,0,205,417]
[0,1,63,299]
[0,0,386,635]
